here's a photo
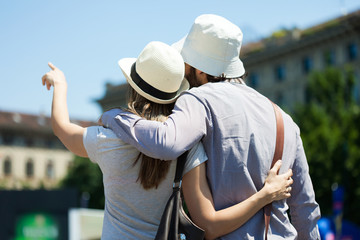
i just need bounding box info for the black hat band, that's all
[130,63,177,101]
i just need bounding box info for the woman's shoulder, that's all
[84,126,139,164]
[84,125,129,147]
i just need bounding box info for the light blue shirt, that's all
[101,82,321,239]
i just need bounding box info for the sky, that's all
[1,0,360,121]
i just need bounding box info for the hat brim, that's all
[118,58,190,104]
[171,36,186,53]
[172,36,245,78]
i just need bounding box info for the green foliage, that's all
[293,67,360,224]
[59,155,104,209]
[270,29,288,38]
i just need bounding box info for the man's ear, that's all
[195,69,204,75]
[195,69,208,84]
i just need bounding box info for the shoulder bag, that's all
[155,151,205,240]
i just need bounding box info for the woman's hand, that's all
[262,160,293,203]
[41,62,67,90]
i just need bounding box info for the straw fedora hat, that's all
[118,41,189,104]
[173,14,245,78]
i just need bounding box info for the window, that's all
[45,138,57,149]
[347,43,357,61]
[25,137,34,147]
[248,73,259,88]
[34,138,45,147]
[14,137,25,146]
[324,49,336,66]
[302,56,313,74]
[3,133,14,145]
[46,161,55,179]
[275,65,286,82]
[3,157,12,176]
[26,159,34,178]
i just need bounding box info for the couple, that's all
[42,14,320,239]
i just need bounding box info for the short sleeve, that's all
[183,142,208,176]
[83,127,99,163]
[83,126,124,164]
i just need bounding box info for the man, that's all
[101,14,321,239]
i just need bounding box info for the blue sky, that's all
[1,0,360,121]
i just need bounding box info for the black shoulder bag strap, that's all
[155,151,205,240]
[173,151,188,189]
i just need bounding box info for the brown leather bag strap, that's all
[264,101,284,240]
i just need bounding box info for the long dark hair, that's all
[127,87,175,190]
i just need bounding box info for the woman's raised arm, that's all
[41,63,87,157]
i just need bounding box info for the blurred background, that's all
[0,0,360,239]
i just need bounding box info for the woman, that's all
[41,41,292,239]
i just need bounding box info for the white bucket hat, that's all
[118,41,189,104]
[173,14,245,78]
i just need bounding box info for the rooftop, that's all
[0,110,96,134]
[241,9,360,57]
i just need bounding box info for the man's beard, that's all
[186,67,203,88]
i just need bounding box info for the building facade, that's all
[241,10,360,111]
[0,111,94,189]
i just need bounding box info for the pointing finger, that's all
[48,62,56,70]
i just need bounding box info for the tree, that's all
[59,155,105,209]
[293,66,360,225]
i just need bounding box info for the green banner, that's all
[15,213,59,240]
